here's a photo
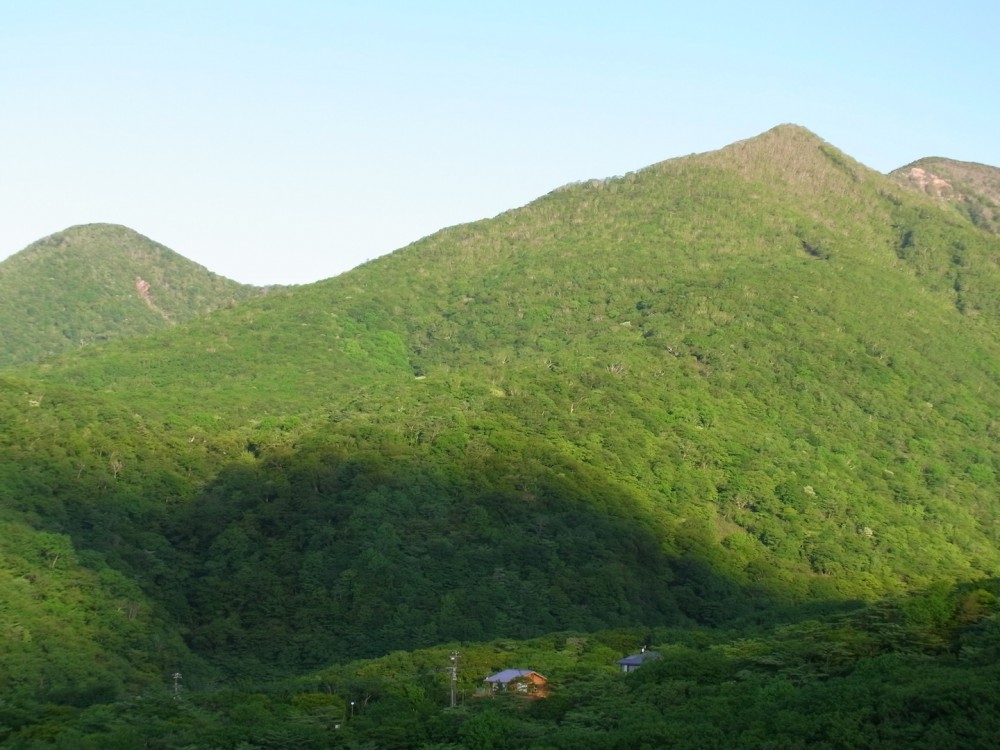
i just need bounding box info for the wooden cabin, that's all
[482,669,550,698]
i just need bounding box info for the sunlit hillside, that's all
[3,125,1000,747]
[0,223,268,367]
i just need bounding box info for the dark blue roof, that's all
[616,650,661,666]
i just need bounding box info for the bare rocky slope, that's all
[891,157,1000,234]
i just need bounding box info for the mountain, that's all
[0,223,267,367]
[3,125,1000,739]
[891,157,1000,234]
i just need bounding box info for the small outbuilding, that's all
[482,669,550,698]
[616,649,661,673]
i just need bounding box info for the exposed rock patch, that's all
[135,275,172,321]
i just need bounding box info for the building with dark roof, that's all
[616,649,661,673]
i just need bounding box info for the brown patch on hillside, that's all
[898,167,955,198]
[135,276,172,321]
[891,158,1000,234]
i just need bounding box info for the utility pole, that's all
[448,651,460,708]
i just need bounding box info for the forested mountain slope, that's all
[0,223,267,367]
[5,124,1000,711]
[891,156,1000,234]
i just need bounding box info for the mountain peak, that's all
[718,123,829,154]
[890,157,1000,233]
[756,122,824,141]
[26,223,195,265]
[637,122,873,212]
[43,221,150,241]
[0,224,265,366]
[708,123,863,178]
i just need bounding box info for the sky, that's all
[1,1,997,286]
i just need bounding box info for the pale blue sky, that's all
[2,1,997,285]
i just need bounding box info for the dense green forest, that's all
[0,223,268,367]
[3,125,1000,746]
[4,579,998,748]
